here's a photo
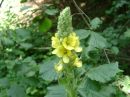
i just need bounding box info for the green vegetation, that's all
[0,0,130,97]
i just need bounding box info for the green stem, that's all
[65,66,78,97]
[58,65,78,97]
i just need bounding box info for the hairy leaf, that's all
[8,84,26,97]
[87,62,121,83]
[75,29,90,40]
[39,57,59,81]
[45,85,67,97]
[78,78,116,97]
[90,17,102,29]
[88,32,107,49]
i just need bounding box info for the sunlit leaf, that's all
[117,76,130,95]
[39,18,52,32]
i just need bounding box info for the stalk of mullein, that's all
[51,7,82,97]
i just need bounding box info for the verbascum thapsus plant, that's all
[51,7,82,72]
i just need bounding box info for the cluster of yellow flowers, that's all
[51,32,82,72]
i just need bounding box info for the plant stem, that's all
[65,66,78,97]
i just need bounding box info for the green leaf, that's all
[111,46,119,55]
[20,0,27,3]
[20,43,33,50]
[45,9,59,16]
[16,57,38,77]
[39,57,59,81]
[75,29,90,40]
[6,60,15,69]
[1,37,14,46]
[8,84,26,97]
[78,78,100,97]
[99,85,116,97]
[90,17,102,29]
[124,29,130,38]
[26,71,36,77]
[15,28,31,41]
[88,32,107,49]
[0,77,9,88]
[45,85,67,97]
[39,18,52,32]
[0,90,8,97]
[87,62,121,83]
[78,78,116,97]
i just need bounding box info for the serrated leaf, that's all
[8,84,26,97]
[39,18,52,32]
[88,32,107,49]
[45,85,67,97]
[90,17,102,29]
[39,57,59,81]
[87,62,121,83]
[75,29,90,40]
[78,78,100,97]
[78,78,115,97]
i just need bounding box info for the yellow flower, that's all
[55,64,63,72]
[62,32,82,52]
[51,33,60,48]
[52,46,71,63]
[73,58,82,67]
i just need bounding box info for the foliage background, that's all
[0,0,130,97]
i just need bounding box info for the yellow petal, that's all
[55,64,63,72]
[56,46,65,57]
[67,50,72,56]
[63,55,69,63]
[75,61,82,67]
[62,36,75,50]
[51,36,60,48]
[71,32,76,36]
[75,47,82,52]
[52,49,57,54]
[74,58,82,67]
[55,33,58,37]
